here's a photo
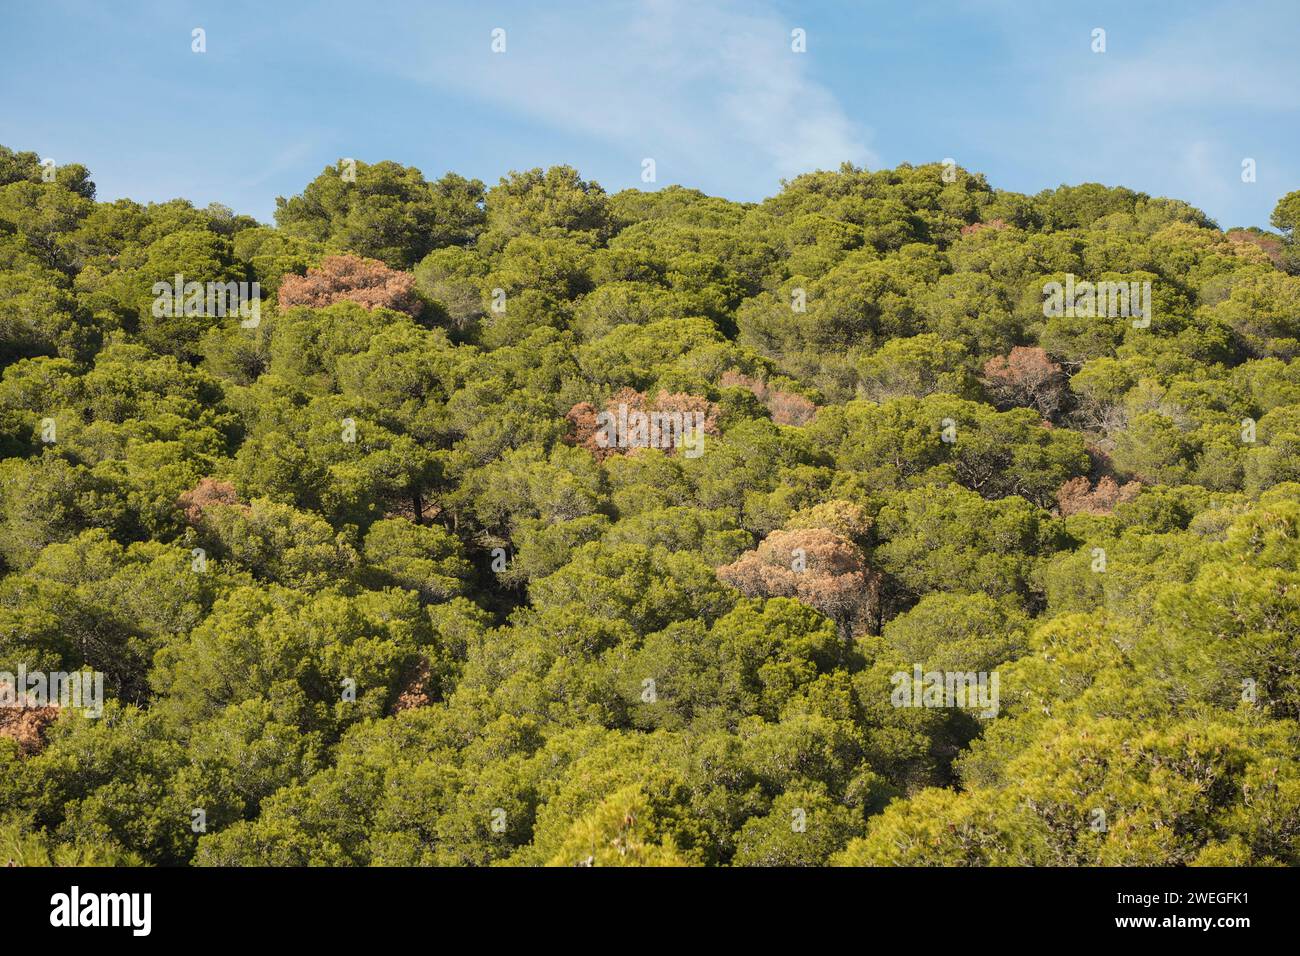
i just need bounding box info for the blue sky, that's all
[2,0,1297,228]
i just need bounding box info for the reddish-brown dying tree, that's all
[717,527,881,638]
[981,346,1069,420]
[1055,475,1141,516]
[720,370,817,426]
[278,254,424,318]
[565,387,721,461]
[391,658,433,713]
[0,701,59,755]
[1225,229,1289,269]
[177,477,243,526]
[960,218,1009,237]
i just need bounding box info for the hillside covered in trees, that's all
[1,143,1299,866]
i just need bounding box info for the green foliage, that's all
[2,142,1298,867]
[275,160,484,268]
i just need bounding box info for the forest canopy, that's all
[2,143,1299,866]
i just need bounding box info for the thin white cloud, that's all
[1077,4,1300,114]
[363,0,875,191]
[962,0,1299,226]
